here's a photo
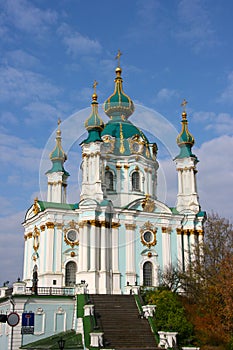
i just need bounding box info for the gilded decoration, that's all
[46,222,55,229]
[64,220,79,248]
[140,221,157,248]
[162,227,172,234]
[142,195,155,213]
[33,226,40,252]
[116,164,122,169]
[125,223,136,230]
[33,197,40,215]
[129,135,144,155]
[40,225,45,231]
[70,251,75,257]
[78,219,120,229]
[102,135,115,153]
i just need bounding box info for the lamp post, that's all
[58,337,65,350]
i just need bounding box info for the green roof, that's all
[20,330,83,349]
[38,201,78,211]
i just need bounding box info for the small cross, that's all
[181,99,188,112]
[57,118,61,127]
[115,49,122,67]
[93,80,98,94]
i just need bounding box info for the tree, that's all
[180,213,233,349]
[143,288,195,346]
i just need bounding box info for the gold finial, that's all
[92,80,98,101]
[115,49,122,67]
[57,118,61,135]
[93,80,98,93]
[181,99,188,112]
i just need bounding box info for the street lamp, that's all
[58,337,65,350]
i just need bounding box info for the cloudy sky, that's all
[0,0,233,285]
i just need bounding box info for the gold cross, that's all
[181,99,188,112]
[93,80,98,93]
[115,49,122,66]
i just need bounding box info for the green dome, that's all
[85,93,104,131]
[82,92,104,144]
[103,67,134,119]
[46,126,69,176]
[176,111,196,159]
[101,119,152,158]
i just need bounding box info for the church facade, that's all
[22,63,205,295]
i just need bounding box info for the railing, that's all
[25,286,75,296]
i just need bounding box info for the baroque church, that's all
[23,61,205,295]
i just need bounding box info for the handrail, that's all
[25,286,75,296]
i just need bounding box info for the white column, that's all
[90,223,96,271]
[112,224,119,273]
[55,224,62,274]
[82,223,89,271]
[176,228,183,269]
[125,223,136,285]
[100,224,107,271]
[183,230,189,270]
[178,170,182,194]
[78,223,84,272]
[162,227,171,269]
[46,222,55,273]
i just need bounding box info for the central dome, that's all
[103,66,134,119]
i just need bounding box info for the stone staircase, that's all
[89,294,158,349]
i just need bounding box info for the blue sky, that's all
[0,0,233,285]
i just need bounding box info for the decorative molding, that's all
[116,164,122,169]
[124,164,129,169]
[55,223,63,229]
[33,226,40,252]
[33,197,40,215]
[78,219,119,229]
[140,221,157,248]
[142,195,155,213]
[46,222,55,229]
[162,227,172,234]
[125,223,136,230]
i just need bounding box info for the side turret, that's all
[174,100,200,213]
[46,119,69,203]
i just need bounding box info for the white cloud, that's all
[58,23,102,57]
[196,135,233,220]
[219,71,233,104]
[175,0,217,52]
[0,131,42,173]
[0,66,61,104]
[24,102,60,125]
[5,50,40,69]
[155,88,179,102]
[193,111,233,135]
[1,0,57,35]
[0,211,24,284]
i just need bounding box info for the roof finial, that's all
[181,99,188,112]
[181,99,188,120]
[57,118,62,136]
[115,49,122,67]
[93,80,98,94]
[92,80,98,101]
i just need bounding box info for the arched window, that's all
[132,171,140,191]
[143,261,152,286]
[105,171,114,191]
[65,261,77,286]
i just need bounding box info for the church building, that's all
[22,62,205,295]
